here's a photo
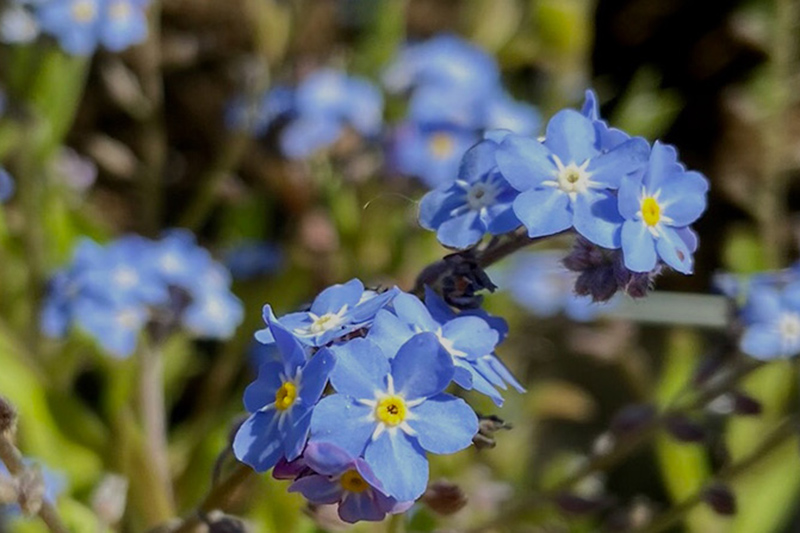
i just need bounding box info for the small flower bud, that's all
[0,396,17,436]
[16,466,45,517]
[473,414,512,450]
[703,483,737,515]
[610,404,657,437]
[665,414,707,443]
[422,480,468,515]
[731,391,762,416]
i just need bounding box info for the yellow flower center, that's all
[275,382,297,411]
[375,395,407,426]
[71,0,96,22]
[641,197,661,227]
[309,313,341,334]
[429,133,454,160]
[340,470,369,493]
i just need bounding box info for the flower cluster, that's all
[228,69,383,160]
[495,250,618,322]
[420,90,709,299]
[41,230,243,357]
[1,0,150,55]
[385,35,540,188]
[722,269,800,361]
[234,279,522,522]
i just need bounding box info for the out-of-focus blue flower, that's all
[256,279,398,348]
[419,136,520,249]
[35,0,149,56]
[740,280,800,360]
[496,109,651,248]
[617,142,708,274]
[484,91,541,136]
[0,168,14,202]
[497,251,617,322]
[223,241,282,280]
[233,320,335,472]
[368,290,521,406]
[383,34,499,98]
[74,299,148,358]
[182,290,244,340]
[288,442,410,523]
[0,3,40,44]
[54,148,98,193]
[310,333,478,502]
[225,86,294,137]
[278,69,383,159]
[389,122,478,189]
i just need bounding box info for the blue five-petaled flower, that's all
[310,333,478,502]
[495,109,650,248]
[234,320,335,472]
[739,279,800,360]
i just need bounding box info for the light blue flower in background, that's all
[740,280,800,360]
[310,333,478,502]
[0,168,14,202]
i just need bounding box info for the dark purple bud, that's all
[703,484,737,515]
[473,414,512,450]
[204,511,249,533]
[731,391,762,416]
[610,404,657,437]
[665,414,707,443]
[422,480,468,515]
[441,252,497,310]
[554,493,612,516]
[272,456,309,480]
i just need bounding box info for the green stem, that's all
[386,512,405,533]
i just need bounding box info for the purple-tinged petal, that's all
[303,442,353,476]
[289,475,343,505]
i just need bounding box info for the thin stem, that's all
[0,431,68,533]
[170,463,254,533]
[386,512,405,533]
[633,414,800,533]
[138,338,175,514]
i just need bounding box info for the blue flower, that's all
[74,299,148,358]
[740,280,800,360]
[389,122,478,189]
[367,290,521,406]
[617,141,708,274]
[419,136,520,249]
[233,321,335,472]
[0,3,40,44]
[310,333,478,501]
[484,91,541,136]
[256,279,398,348]
[279,69,383,159]
[288,442,410,523]
[0,168,14,202]
[580,89,631,152]
[36,0,149,56]
[181,289,243,340]
[225,86,294,136]
[383,34,499,98]
[496,109,650,248]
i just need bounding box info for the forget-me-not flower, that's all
[739,279,800,360]
[419,135,520,249]
[310,333,478,501]
[288,442,410,523]
[496,109,650,248]
[617,141,708,274]
[234,320,335,471]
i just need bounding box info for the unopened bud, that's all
[703,483,737,515]
[421,480,467,515]
[665,414,707,443]
[17,466,45,517]
[473,414,512,450]
[731,391,762,416]
[0,396,17,436]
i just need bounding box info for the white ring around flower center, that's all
[295,305,350,336]
[542,155,597,199]
[778,312,800,348]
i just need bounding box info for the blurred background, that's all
[0,0,798,531]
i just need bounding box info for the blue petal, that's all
[368,310,415,360]
[485,202,521,235]
[587,137,650,188]
[310,395,374,457]
[391,333,454,401]
[280,116,342,159]
[407,393,478,454]
[643,141,681,191]
[338,490,386,523]
[243,361,283,412]
[285,409,313,461]
[543,109,598,165]
[743,287,782,323]
[441,316,498,359]
[572,189,623,248]
[659,171,709,226]
[330,338,390,398]
[740,324,784,360]
[675,226,698,253]
[423,287,456,323]
[436,212,485,249]
[458,140,499,183]
[302,441,353,476]
[782,281,800,312]
[618,174,643,220]
[233,412,283,472]
[512,188,572,238]
[419,187,466,231]
[581,89,600,120]
[365,430,428,501]
[495,135,555,191]
[298,348,336,407]
[289,474,343,504]
[264,307,307,370]
[311,279,364,316]
[621,221,657,273]
[656,226,694,274]
[392,292,439,332]
[477,354,525,393]
[349,287,399,325]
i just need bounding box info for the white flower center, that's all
[71,0,96,22]
[295,305,349,336]
[778,312,800,347]
[109,0,130,20]
[542,155,597,200]
[113,267,139,289]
